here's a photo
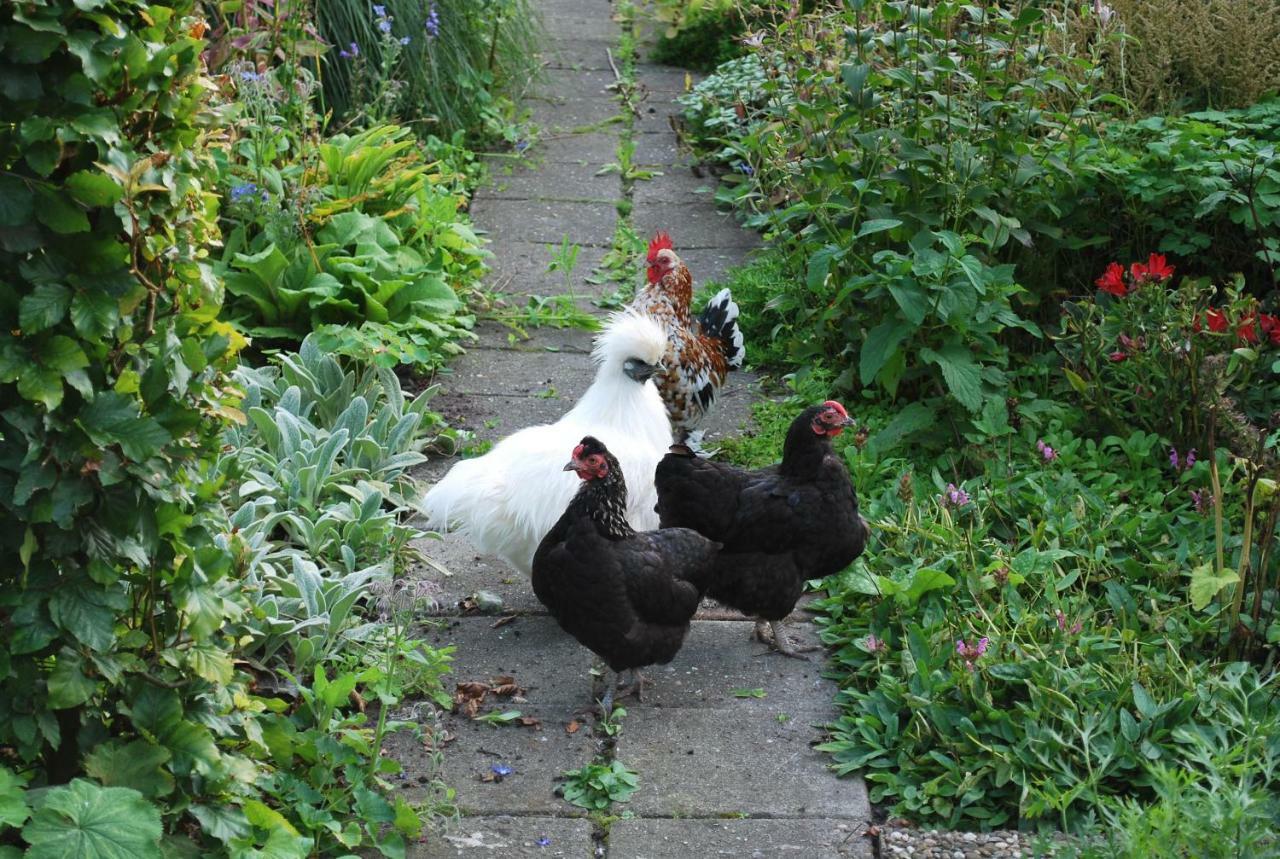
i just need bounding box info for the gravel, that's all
[879,824,1073,858]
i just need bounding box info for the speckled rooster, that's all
[632,232,745,443]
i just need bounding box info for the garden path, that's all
[398,2,872,855]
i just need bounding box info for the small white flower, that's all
[740,30,766,49]
[1092,0,1116,28]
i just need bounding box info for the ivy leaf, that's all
[22,779,162,859]
[19,284,71,333]
[0,766,30,830]
[83,741,173,800]
[77,392,171,461]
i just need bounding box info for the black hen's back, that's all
[533,459,721,673]
[654,416,867,621]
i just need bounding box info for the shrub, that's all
[0,0,244,846]
[649,0,746,71]
[677,1,1104,414]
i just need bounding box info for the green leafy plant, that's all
[560,760,640,810]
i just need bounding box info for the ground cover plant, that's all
[678,0,1280,845]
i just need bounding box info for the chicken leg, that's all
[615,668,651,702]
[754,619,820,660]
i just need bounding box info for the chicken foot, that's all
[597,667,650,713]
[754,619,820,660]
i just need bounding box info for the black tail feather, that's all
[697,288,745,369]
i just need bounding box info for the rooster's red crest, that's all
[647,231,674,264]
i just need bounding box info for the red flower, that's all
[1203,309,1229,333]
[1109,351,1128,362]
[1260,313,1280,347]
[1237,312,1260,345]
[1095,262,1127,297]
[1144,253,1174,282]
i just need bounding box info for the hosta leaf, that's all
[83,741,173,799]
[22,779,162,859]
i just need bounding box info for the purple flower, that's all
[1055,610,1083,635]
[536,837,552,848]
[373,3,386,16]
[229,182,268,204]
[736,161,754,176]
[424,3,440,38]
[378,17,393,33]
[399,35,411,45]
[1191,488,1214,515]
[939,483,970,509]
[955,637,989,671]
[514,140,530,153]
[239,70,265,83]
[1036,439,1058,462]
[491,763,513,777]
[864,634,887,653]
[339,42,360,58]
[1170,447,1197,472]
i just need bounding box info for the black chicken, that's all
[532,436,722,710]
[654,401,870,658]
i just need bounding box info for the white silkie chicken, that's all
[421,309,673,575]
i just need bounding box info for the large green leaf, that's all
[0,766,30,830]
[1188,563,1238,611]
[83,741,173,799]
[0,176,34,226]
[859,320,912,387]
[921,343,984,411]
[70,290,120,340]
[19,284,71,333]
[48,584,120,652]
[46,650,97,709]
[22,779,162,859]
[77,392,171,461]
[65,170,123,207]
[38,336,90,375]
[34,188,91,235]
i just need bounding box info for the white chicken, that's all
[420,309,673,575]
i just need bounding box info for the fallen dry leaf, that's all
[517,715,541,730]
[491,615,517,629]
[565,720,580,735]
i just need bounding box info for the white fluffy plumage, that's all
[420,310,673,575]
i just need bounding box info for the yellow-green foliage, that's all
[1090,0,1280,113]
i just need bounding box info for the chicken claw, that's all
[755,620,820,660]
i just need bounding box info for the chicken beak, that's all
[562,459,578,472]
[841,415,856,428]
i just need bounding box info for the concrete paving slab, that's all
[419,616,595,708]
[533,131,620,164]
[632,130,691,166]
[485,157,621,203]
[538,12,618,43]
[530,97,620,133]
[633,101,683,135]
[483,240,611,297]
[540,40,617,71]
[535,68,620,101]
[635,64,703,93]
[632,167,717,205]
[470,199,619,247]
[640,619,833,713]
[607,818,875,859]
[388,707,598,815]
[437,344,593,399]
[617,706,870,819]
[414,816,594,858]
[422,390,591,446]
[632,202,759,248]
[679,246,760,286]
[409,531,545,615]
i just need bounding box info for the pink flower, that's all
[940,483,970,509]
[1170,447,1196,472]
[1055,610,1083,635]
[1191,488,1214,515]
[956,637,990,671]
[865,634,887,653]
[1036,439,1058,462]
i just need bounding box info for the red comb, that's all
[647,231,673,263]
[571,443,585,459]
[822,400,848,417]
